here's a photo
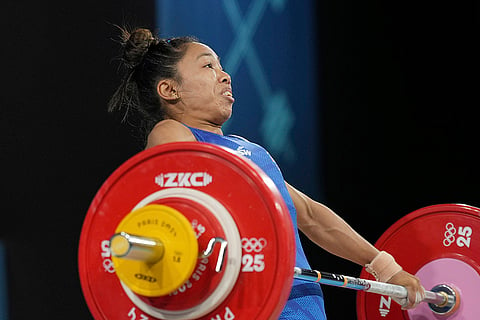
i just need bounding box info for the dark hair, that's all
[108,27,197,141]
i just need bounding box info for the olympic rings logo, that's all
[103,259,115,273]
[241,237,267,253]
[443,222,457,247]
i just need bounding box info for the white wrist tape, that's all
[365,251,402,282]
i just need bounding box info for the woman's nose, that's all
[218,70,232,84]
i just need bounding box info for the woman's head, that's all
[159,41,234,129]
[109,27,234,142]
[108,28,196,138]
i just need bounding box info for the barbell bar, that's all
[107,226,459,315]
[293,268,458,315]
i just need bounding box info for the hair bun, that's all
[123,28,157,68]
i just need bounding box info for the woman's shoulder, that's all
[146,119,196,148]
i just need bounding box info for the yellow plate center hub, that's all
[111,204,198,297]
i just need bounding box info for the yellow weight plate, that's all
[111,204,198,297]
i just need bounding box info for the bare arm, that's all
[287,183,424,308]
[287,183,379,265]
[145,119,196,149]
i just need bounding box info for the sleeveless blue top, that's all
[187,126,322,290]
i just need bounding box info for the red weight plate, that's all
[78,142,295,320]
[357,204,480,320]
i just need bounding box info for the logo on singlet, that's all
[236,146,252,157]
[155,172,213,188]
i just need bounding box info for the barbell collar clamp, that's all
[199,237,228,272]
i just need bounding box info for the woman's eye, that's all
[205,63,214,68]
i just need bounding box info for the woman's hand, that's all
[388,270,425,309]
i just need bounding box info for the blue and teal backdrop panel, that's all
[156,0,321,198]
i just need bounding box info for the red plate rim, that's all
[374,203,480,248]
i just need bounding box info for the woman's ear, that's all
[157,79,180,101]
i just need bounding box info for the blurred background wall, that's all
[0,0,477,319]
[156,0,321,200]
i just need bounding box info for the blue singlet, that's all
[187,126,327,320]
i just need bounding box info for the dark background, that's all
[1,0,477,319]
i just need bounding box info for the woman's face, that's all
[174,42,234,127]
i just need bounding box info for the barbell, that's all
[78,142,479,319]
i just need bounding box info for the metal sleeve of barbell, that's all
[293,267,447,306]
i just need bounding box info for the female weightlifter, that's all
[108,28,425,319]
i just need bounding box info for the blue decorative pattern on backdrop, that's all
[156,0,321,198]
